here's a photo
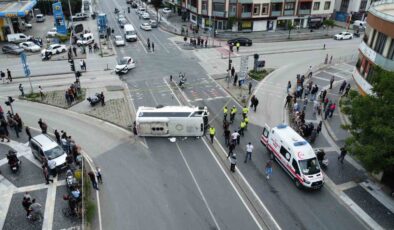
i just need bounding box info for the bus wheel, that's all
[294,179,302,189]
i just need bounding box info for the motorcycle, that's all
[87,93,103,106]
[66,169,79,191]
[7,150,21,173]
[316,149,328,170]
[178,73,186,89]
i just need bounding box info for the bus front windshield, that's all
[299,158,320,175]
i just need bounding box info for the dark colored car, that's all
[131,2,138,8]
[227,37,253,46]
[2,44,24,55]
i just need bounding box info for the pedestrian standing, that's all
[230,153,236,172]
[321,89,327,102]
[170,75,173,82]
[233,74,238,86]
[324,105,331,120]
[338,147,347,163]
[242,106,249,120]
[38,85,45,100]
[38,118,47,134]
[209,126,215,144]
[244,116,249,130]
[308,66,313,78]
[147,39,151,51]
[88,171,99,190]
[244,142,253,163]
[303,98,308,111]
[339,81,347,94]
[236,42,240,52]
[22,196,32,218]
[152,42,155,52]
[42,165,54,184]
[73,46,77,56]
[231,130,239,146]
[287,81,291,94]
[54,129,61,144]
[224,129,230,146]
[329,103,336,118]
[9,118,19,138]
[25,126,32,141]
[100,92,105,106]
[316,121,322,134]
[82,60,86,71]
[7,69,12,82]
[88,44,92,53]
[329,76,334,89]
[313,100,319,115]
[230,106,237,124]
[80,60,84,71]
[96,167,103,184]
[19,84,24,97]
[239,120,246,136]
[29,199,43,221]
[228,141,235,158]
[231,66,235,78]
[343,84,351,97]
[265,160,273,179]
[0,71,5,83]
[223,106,228,121]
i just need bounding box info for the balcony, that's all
[187,5,197,13]
[271,0,283,3]
[239,0,253,3]
[298,9,311,15]
[271,10,282,16]
[359,41,394,71]
[241,12,252,18]
[283,10,294,16]
[201,9,207,15]
[213,11,225,17]
[229,11,236,17]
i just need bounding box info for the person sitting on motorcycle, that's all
[7,150,19,165]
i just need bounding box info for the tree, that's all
[287,21,295,39]
[150,0,162,22]
[343,67,394,173]
[323,19,335,35]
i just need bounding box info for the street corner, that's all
[323,151,367,186]
[0,155,43,188]
[2,188,47,230]
[52,185,82,230]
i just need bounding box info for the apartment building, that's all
[353,0,394,95]
[176,0,335,31]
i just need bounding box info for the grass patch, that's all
[248,69,274,81]
[83,166,96,226]
[22,89,86,109]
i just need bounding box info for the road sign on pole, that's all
[20,52,33,93]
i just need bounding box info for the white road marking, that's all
[175,142,221,230]
[150,32,170,53]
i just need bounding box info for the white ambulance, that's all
[261,124,324,189]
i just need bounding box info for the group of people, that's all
[22,192,43,221]
[0,69,13,84]
[0,106,25,141]
[65,81,82,106]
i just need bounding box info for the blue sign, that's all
[20,52,31,77]
[52,2,67,35]
[97,13,107,34]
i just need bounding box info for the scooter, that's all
[316,149,328,170]
[87,93,102,106]
[7,150,21,173]
[178,73,186,89]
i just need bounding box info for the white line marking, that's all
[175,142,221,229]
[163,77,182,105]
[151,32,170,53]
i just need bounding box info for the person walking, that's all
[244,142,253,163]
[321,89,327,102]
[228,141,235,158]
[38,118,47,134]
[236,42,240,52]
[253,97,259,112]
[29,199,43,221]
[339,80,347,94]
[316,121,322,134]
[239,120,246,136]
[284,94,292,108]
[88,171,99,190]
[329,103,336,118]
[244,116,249,130]
[1,70,5,83]
[338,147,347,163]
[7,69,12,83]
[223,106,228,122]
[224,128,230,146]
[22,196,32,218]
[231,130,239,146]
[230,153,237,172]
[209,126,215,144]
[231,66,235,78]
[96,167,103,184]
[265,160,273,179]
[233,73,238,86]
[287,81,291,94]
[25,126,32,141]
[54,129,61,144]
[242,106,249,120]
[152,42,155,52]
[19,84,24,97]
[100,92,105,106]
[79,60,84,71]
[42,165,54,184]
[82,60,86,71]
[73,46,77,56]
[230,106,237,124]
[343,84,351,97]
[147,39,151,51]
[330,76,335,89]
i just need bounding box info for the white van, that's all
[30,134,68,170]
[77,33,94,46]
[7,33,31,43]
[124,24,137,42]
[261,124,324,189]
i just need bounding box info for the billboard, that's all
[52,2,67,35]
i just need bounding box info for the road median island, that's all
[22,89,86,109]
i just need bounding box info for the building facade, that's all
[170,0,335,31]
[0,0,37,41]
[353,0,394,95]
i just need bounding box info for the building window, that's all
[313,2,320,10]
[359,0,368,11]
[213,2,225,12]
[190,0,197,7]
[271,3,282,11]
[202,0,208,11]
[374,32,387,55]
[324,1,330,10]
[253,4,260,15]
[242,4,252,13]
[285,2,295,10]
[340,0,349,12]
[262,3,269,14]
[387,39,394,60]
[369,29,376,47]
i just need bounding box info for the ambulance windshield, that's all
[299,157,320,175]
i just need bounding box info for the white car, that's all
[162,7,172,14]
[19,41,41,52]
[41,44,67,55]
[77,33,94,46]
[117,14,126,23]
[114,35,125,46]
[140,22,152,31]
[334,31,353,40]
[142,12,150,19]
[47,27,57,37]
[115,56,136,74]
[137,8,146,15]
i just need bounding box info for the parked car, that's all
[36,14,45,22]
[19,41,41,52]
[2,44,24,55]
[227,37,253,46]
[162,7,172,14]
[140,22,152,31]
[114,35,125,46]
[118,18,127,28]
[47,27,57,37]
[115,56,136,74]
[41,44,67,55]
[334,31,353,40]
[77,33,94,46]
[30,134,67,170]
[71,12,89,21]
[21,21,32,29]
[7,33,31,43]
[149,20,158,28]
[137,8,146,15]
[142,12,150,20]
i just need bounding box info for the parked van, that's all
[30,134,67,170]
[76,33,94,46]
[124,24,137,42]
[261,124,324,189]
[7,33,31,43]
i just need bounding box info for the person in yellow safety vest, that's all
[244,117,249,130]
[230,106,237,124]
[209,126,216,144]
[223,106,228,121]
[240,120,246,136]
[242,106,249,119]
[236,42,240,52]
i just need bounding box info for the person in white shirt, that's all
[231,130,239,145]
[244,142,254,163]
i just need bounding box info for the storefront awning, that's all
[0,0,37,18]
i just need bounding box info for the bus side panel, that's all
[168,118,203,136]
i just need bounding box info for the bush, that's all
[248,69,273,81]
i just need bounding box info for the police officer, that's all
[242,106,249,120]
[209,126,216,144]
[244,116,249,130]
[223,106,228,121]
[230,106,237,124]
[240,120,246,136]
